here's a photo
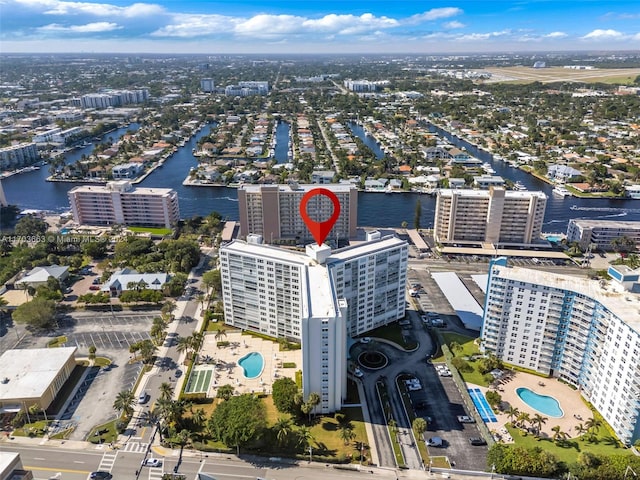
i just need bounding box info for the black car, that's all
[175,369,182,378]
[89,472,112,479]
[469,437,487,446]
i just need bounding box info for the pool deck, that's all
[470,371,592,441]
[200,329,301,397]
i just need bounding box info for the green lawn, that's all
[365,323,418,350]
[506,424,629,464]
[434,332,489,386]
[127,226,173,236]
[88,419,118,444]
[13,420,50,437]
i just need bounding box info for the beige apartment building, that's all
[237,183,357,244]
[68,180,179,228]
[434,187,547,246]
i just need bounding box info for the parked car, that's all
[89,285,101,290]
[141,458,162,467]
[457,415,475,424]
[359,337,371,344]
[469,437,487,446]
[138,392,148,404]
[175,369,182,378]
[354,368,364,378]
[399,319,411,326]
[427,436,444,447]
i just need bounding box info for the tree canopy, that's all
[272,377,300,415]
[12,297,56,330]
[207,394,266,449]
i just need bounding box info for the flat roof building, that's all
[0,347,77,413]
[68,180,179,228]
[482,258,640,445]
[220,235,407,413]
[434,187,546,247]
[566,219,640,251]
[238,183,357,245]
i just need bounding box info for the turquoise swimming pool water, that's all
[545,235,562,243]
[238,352,264,379]
[516,387,563,418]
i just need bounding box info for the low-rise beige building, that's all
[0,347,77,413]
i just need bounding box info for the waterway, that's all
[1,121,639,230]
[347,122,385,159]
[274,121,291,164]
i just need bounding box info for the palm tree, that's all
[274,417,292,446]
[159,382,174,401]
[113,390,135,418]
[216,384,234,401]
[138,339,157,364]
[388,419,397,433]
[301,402,313,423]
[412,417,427,437]
[516,412,531,431]
[531,414,547,437]
[176,336,191,361]
[307,392,321,419]
[214,328,227,341]
[585,416,602,441]
[574,423,588,440]
[505,406,520,426]
[191,408,206,430]
[296,425,313,450]
[551,425,568,445]
[339,426,355,445]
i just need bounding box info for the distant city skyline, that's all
[1,0,639,54]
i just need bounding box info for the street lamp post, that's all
[491,464,495,479]
[308,446,313,463]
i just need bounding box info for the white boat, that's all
[552,185,571,197]
[513,181,527,191]
[482,162,496,174]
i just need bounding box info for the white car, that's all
[141,458,162,467]
[407,384,422,391]
[354,368,364,378]
[359,337,371,344]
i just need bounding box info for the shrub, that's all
[282,362,296,368]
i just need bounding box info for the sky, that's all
[1,0,639,54]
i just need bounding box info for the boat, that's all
[482,162,496,174]
[552,185,571,197]
[513,181,527,191]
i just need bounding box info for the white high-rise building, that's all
[238,184,357,245]
[219,234,408,413]
[482,257,640,445]
[68,181,179,228]
[434,187,547,246]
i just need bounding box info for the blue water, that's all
[2,119,640,230]
[516,387,563,418]
[545,235,563,243]
[347,122,385,159]
[238,352,264,379]
[274,121,291,164]
[468,388,498,423]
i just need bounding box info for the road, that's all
[2,443,407,480]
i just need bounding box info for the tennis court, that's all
[185,366,215,394]
[468,388,497,423]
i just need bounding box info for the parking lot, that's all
[407,360,489,470]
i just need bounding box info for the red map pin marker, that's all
[299,188,341,246]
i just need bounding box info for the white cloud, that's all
[407,7,463,23]
[13,0,165,18]
[38,21,121,32]
[456,30,510,42]
[581,29,624,40]
[545,31,568,38]
[151,14,235,38]
[443,21,465,29]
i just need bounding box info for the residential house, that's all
[101,268,168,297]
[547,164,583,183]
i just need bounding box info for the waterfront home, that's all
[364,178,386,192]
[547,164,583,183]
[448,178,466,189]
[311,170,335,184]
[625,185,640,199]
[474,175,505,189]
[421,146,449,160]
[112,162,143,179]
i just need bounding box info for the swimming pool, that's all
[468,388,497,423]
[238,352,264,379]
[545,235,562,243]
[516,387,563,418]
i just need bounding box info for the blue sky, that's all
[1,0,639,54]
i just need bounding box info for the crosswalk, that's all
[147,467,163,480]
[122,441,149,453]
[97,451,117,472]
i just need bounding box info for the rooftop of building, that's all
[239,183,356,193]
[0,347,77,402]
[437,188,547,199]
[491,262,640,330]
[328,234,406,261]
[69,181,174,195]
[569,219,640,229]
